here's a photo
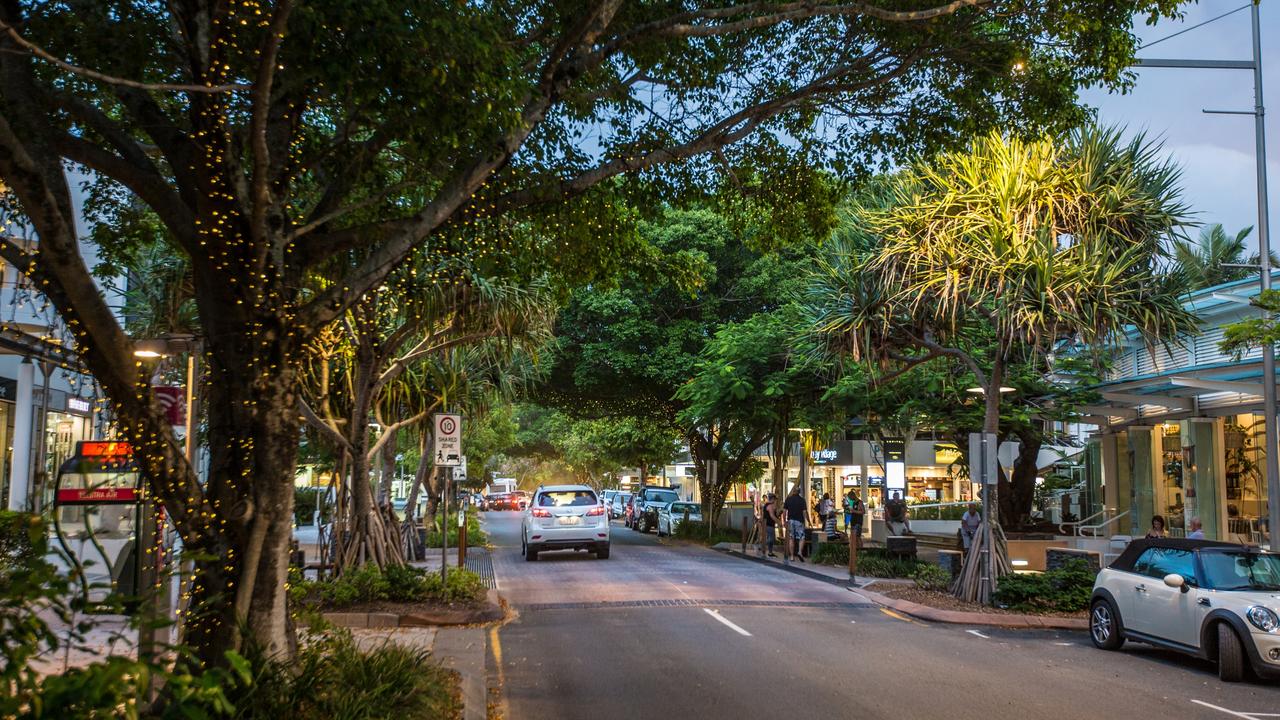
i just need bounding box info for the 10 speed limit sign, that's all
[433,413,462,466]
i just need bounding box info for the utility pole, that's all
[1136,3,1279,548]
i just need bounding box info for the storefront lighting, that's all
[133,339,169,358]
[1011,559,1029,567]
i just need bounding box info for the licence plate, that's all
[558,516,581,525]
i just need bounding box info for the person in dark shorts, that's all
[783,486,810,561]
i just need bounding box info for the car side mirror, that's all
[1163,573,1189,593]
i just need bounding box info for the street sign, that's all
[453,455,468,481]
[433,413,462,467]
[968,432,998,485]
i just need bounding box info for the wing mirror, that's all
[1163,573,1190,593]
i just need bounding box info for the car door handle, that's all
[1198,598,1211,607]
[1134,584,1147,593]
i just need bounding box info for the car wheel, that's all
[525,543,538,562]
[1217,623,1247,682]
[597,545,610,560]
[1089,599,1124,650]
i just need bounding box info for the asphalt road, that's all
[482,511,1280,720]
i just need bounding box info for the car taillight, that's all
[531,508,552,517]
[587,506,605,516]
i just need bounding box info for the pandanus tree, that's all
[808,127,1197,600]
[0,0,1192,663]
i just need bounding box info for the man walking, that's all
[783,486,809,561]
[960,503,981,551]
[844,489,865,548]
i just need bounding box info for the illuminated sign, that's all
[78,441,134,459]
[934,443,962,465]
[56,487,137,505]
[66,397,92,414]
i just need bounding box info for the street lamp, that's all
[1133,2,1280,550]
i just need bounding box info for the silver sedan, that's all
[656,501,703,537]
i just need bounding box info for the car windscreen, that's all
[645,490,679,504]
[669,503,700,515]
[1201,551,1280,591]
[538,490,598,507]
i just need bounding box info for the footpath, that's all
[711,542,1087,631]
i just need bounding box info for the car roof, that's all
[1110,537,1248,572]
[536,484,597,493]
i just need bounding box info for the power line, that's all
[1139,4,1250,50]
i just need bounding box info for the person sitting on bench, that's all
[886,492,911,535]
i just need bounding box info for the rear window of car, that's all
[537,490,598,507]
[645,489,679,503]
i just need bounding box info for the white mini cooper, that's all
[1089,538,1280,682]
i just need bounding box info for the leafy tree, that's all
[1170,224,1265,291]
[809,127,1196,599]
[0,0,1191,664]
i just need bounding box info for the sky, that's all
[1082,1,1280,244]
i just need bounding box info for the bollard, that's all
[741,516,748,553]
[457,506,467,566]
[848,519,858,581]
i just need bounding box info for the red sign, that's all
[152,386,187,426]
[56,487,138,505]
[79,441,134,459]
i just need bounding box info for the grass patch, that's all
[290,564,487,611]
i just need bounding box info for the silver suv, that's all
[521,485,610,561]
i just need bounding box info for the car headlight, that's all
[1246,606,1280,632]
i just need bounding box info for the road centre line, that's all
[966,629,991,639]
[703,608,752,636]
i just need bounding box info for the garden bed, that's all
[866,582,1086,619]
[291,562,502,626]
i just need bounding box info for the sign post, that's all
[433,414,462,582]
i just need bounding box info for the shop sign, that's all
[66,397,92,415]
[809,440,853,466]
[934,443,961,465]
[56,487,137,505]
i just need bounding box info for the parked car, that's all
[521,485,610,561]
[1089,537,1280,682]
[602,489,618,513]
[627,486,680,533]
[513,490,531,511]
[657,501,703,537]
[610,492,632,520]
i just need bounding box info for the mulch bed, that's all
[866,582,1086,619]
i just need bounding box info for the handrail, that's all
[1059,507,1109,536]
[1077,509,1130,538]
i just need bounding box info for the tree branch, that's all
[298,397,352,454]
[248,0,294,246]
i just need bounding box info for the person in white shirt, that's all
[1187,516,1205,539]
[960,503,982,551]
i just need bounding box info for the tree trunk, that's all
[1003,429,1042,529]
[401,433,431,560]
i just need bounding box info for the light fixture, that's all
[133,339,169,358]
[1011,559,1029,567]
[787,427,812,432]
[966,386,1016,394]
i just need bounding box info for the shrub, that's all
[422,512,487,548]
[911,563,952,592]
[810,542,848,566]
[854,549,926,578]
[292,564,486,610]
[232,629,459,720]
[992,559,1095,613]
[672,519,740,545]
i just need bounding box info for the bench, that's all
[885,535,917,560]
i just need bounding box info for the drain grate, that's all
[520,598,872,611]
[463,547,497,589]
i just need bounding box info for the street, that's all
[483,512,1280,720]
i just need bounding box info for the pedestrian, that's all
[886,491,911,535]
[1187,516,1205,539]
[783,486,809,561]
[762,493,781,557]
[1145,514,1166,539]
[960,503,981,551]
[845,490,865,548]
[820,492,837,539]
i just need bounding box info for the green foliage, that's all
[911,564,953,592]
[1170,224,1265,291]
[810,545,926,578]
[671,520,742,546]
[809,542,850,566]
[422,512,488,549]
[1222,289,1280,358]
[0,512,244,718]
[291,564,487,610]
[992,559,1096,613]
[293,487,331,527]
[230,629,459,720]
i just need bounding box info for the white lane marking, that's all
[966,630,991,639]
[1189,699,1276,718]
[1053,642,1074,646]
[850,620,857,624]
[704,608,752,636]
